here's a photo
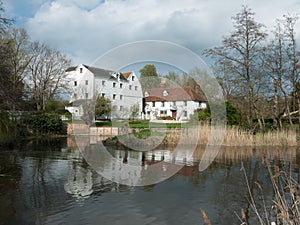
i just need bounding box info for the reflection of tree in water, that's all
[0,141,69,225]
[0,152,22,224]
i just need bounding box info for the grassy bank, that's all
[103,122,298,147]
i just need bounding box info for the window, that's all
[113,82,116,88]
[85,93,88,99]
[74,81,77,86]
[184,101,187,106]
[120,95,123,100]
[132,76,135,81]
[113,94,116,100]
[85,80,88,85]
[183,111,187,117]
[160,110,167,116]
[152,101,155,107]
[173,101,176,106]
[161,102,165,107]
[80,68,83,73]
[129,85,132,90]
[120,83,123,89]
[135,86,138,91]
[101,93,105,97]
[102,80,105,86]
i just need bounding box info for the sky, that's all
[2,0,300,74]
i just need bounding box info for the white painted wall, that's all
[66,65,143,120]
[145,100,207,121]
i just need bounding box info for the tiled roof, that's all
[65,66,77,72]
[84,65,114,79]
[122,72,132,79]
[144,87,207,102]
[65,65,130,81]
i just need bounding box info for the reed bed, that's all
[196,124,298,146]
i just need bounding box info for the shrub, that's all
[25,113,64,135]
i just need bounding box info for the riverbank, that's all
[101,123,298,147]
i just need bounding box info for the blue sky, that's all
[2,0,300,74]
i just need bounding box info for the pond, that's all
[0,137,299,225]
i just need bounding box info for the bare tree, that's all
[28,41,71,111]
[204,5,267,131]
[0,28,32,111]
[284,14,300,129]
[0,1,14,34]
[263,19,292,129]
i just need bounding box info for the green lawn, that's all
[94,120,189,128]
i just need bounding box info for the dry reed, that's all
[163,123,298,146]
[196,124,298,146]
[240,160,300,225]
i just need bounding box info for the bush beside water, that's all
[0,112,65,145]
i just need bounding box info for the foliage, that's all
[226,101,240,125]
[198,109,211,121]
[95,95,111,119]
[129,103,140,120]
[139,64,162,89]
[190,106,211,122]
[24,113,64,135]
[0,109,13,143]
[139,64,158,78]
[132,128,152,139]
[45,100,69,114]
[159,116,173,120]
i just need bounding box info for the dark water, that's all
[0,137,299,225]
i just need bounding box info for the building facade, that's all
[144,87,207,121]
[65,64,143,120]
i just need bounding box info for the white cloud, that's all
[24,0,300,65]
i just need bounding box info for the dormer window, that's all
[163,90,168,96]
[144,91,149,97]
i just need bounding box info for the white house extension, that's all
[65,64,143,120]
[144,87,207,121]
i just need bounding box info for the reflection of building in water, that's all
[64,161,94,198]
[109,148,197,166]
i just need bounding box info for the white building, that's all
[65,64,143,120]
[144,87,207,121]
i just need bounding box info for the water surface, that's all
[0,137,299,225]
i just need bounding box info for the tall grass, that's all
[240,159,300,225]
[197,123,298,146]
